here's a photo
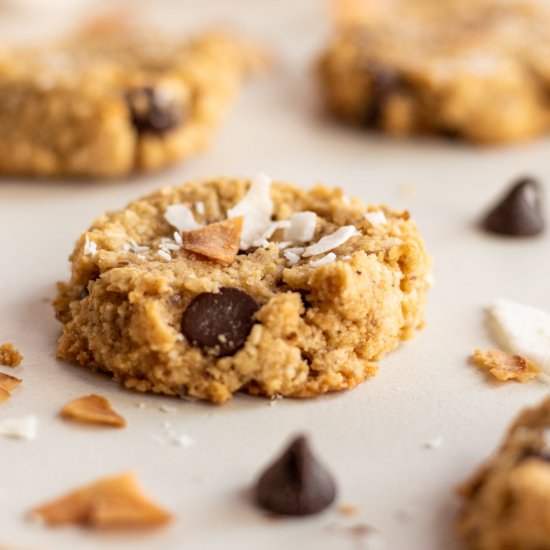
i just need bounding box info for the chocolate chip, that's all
[483,177,545,237]
[181,287,258,356]
[79,287,89,300]
[255,435,337,516]
[364,65,402,127]
[126,86,184,135]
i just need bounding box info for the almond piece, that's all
[183,216,243,264]
[473,349,541,382]
[61,394,126,428]
[31,471,171,528]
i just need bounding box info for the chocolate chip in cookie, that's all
[181,287,258,356]
[254,435,337,516]
[364,65,403,127]
[126,86,184,135]
[482,177,545,237]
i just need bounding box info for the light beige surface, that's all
[1,1,550,549]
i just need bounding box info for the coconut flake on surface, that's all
[83,235,97,256]
[164,204,201,233]
[172,433,196,448]
[195,201,205,215]
[0,415,37,440]
[283,211,317,243]
[252,220,291,248]
[364,211,387,227]
[157,250,171,261]
[283,247,304,266]
[127,238,150,254]
[310,252,336,267]
[487,299,550,374]
[302,225,357,257]
[423,436,444,450]
[227,173,273,250]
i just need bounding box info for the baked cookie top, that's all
[55,175,432,403]
[319,0,550,142]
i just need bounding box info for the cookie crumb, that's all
[31,471,171,528]
[60,394,126,428]
[424,436,444,450]
[0,343,22,367]
[339,503,358,517]
[473,348,540,382]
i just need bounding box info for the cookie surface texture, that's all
[55,175,431,403]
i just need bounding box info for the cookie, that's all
[318,0,550,143]
[459,396,550,549]
[54,174,432,403]
[0,27,257,178]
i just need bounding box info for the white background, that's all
[1,1,550,548]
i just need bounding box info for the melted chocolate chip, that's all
[483,177,545,237]
[364,65,403,127]
[126,86,184,135]
[181,287,258,356]
[79,287,89,300]
[255,435,337,516]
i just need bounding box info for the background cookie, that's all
[54,175,432,403]
[318,0,550,143]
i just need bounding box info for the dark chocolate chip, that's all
[483,177,545,237]
[255,435,337,516]
[126,86,184,135]
[181,287,258,357]
[79,287,89,300]
[364,65,402,127]
[518,447,550,464]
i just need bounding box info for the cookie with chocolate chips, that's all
[318,0,550,143]
[459,396,550,549]
[54,174,432,403]
[0,25,257,178]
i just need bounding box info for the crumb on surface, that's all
[0,343,22,367]
[0,372,22,404]
[31,471,171,528]
[339,503,358,516]
[473,348,540,382]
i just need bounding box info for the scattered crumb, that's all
[172,433,196,448]
[60,394,126,428]
[339,504,358,517]
[473,348,541,382]
[424,436,444,450]
[394,509,413,522]
[0,343,22,367]
[136,402,146,409]
[0,415,37,440]
[327,522,385,548]
[399,182,418,198]
[30,471,171,528]
[183,216,244,264]
[0,372,22,403]
[158,405,177,413]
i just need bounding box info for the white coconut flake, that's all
[342,255,352,261]
[227,172,273,249]
[424,436,444,450]
[173,231,183,246]
[283,247,305,266]
[83,235,97,256]
[302,225,357,257]
[310,252,337,267]
[252,220,291,247]
[487,299,550,374]
[277,241,293,249]
[127,238,150,254]
[157,249,171,261]
[364,211,387,227]
[164,204,201,233]
[160,242,181,251]
[172,433,196,448]
[195,201,205,215]
[283,211,317,243]
[342,195,351,206]
[0,415,37,441]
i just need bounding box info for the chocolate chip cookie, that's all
[459,396,550,549]
[318,0,550,143]
[54,175,432,403]
[0,27,256,178]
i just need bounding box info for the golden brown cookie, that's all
[459,396,550,549]
[54,175,431,403]
[318,0,550,143]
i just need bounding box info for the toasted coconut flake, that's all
[31,472,171,529]
[61,394,126,428]
[0,387,10,404]
[0,342,22,367]
[473,349,540,382]
[0,372,22,394]
[183,216,244,264]
[227,173,273,249]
